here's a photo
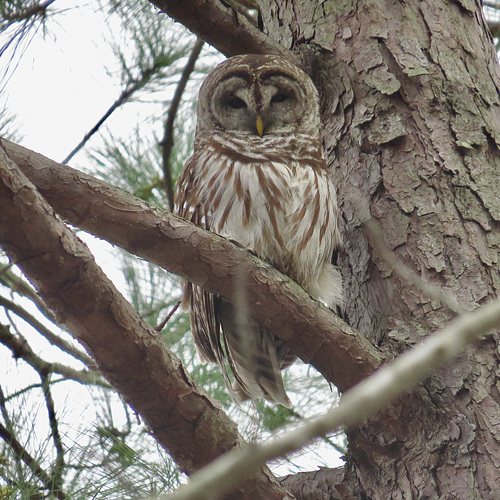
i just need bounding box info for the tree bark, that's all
[1,138,381,392]
[0,143,290,500]
[2,0,500,497]
[256,0,500,497]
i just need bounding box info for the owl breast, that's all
[189,135,342,308]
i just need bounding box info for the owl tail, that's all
[218,298,291,407]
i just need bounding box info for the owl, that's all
[174,54,342,407]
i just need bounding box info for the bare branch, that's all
[61,53,178,164]
[0,263,56,321]
[0,294,95,367]
[40,374,65,492]
[0,139,291,498]
[155,299,181,331]
[149,0,288,57]
[166,298,500,499]
[2,137,382,393]
[0,421,67,499]
[0,325,106,387]
[161,38,204,210]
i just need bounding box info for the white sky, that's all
[0,0,344,487]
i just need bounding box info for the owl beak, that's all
[255,114,264,137]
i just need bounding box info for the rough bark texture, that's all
[149,0,287,57]
[0,143,290,500]
[257,0,500,497]
[2,0,500,497]
[2,138,381,393]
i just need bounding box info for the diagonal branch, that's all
[161,38,204,210]
[0,421,67,499]
[61,54,177,164]
[0,294,95,367]
[2,137,382,393]
[0,325,106,387]
[40,373,65,493]
[0,140,291,499]
[167,298,500,499]
[0,263,56,321]
[149,0,288,57]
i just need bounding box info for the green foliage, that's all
[0,0,347,497]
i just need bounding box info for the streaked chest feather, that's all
[192,147,338,283]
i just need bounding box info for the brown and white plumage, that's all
[175,54,342,406]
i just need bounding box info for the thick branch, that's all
[0,141,290,499]
[2,138,382,393]
[149,0,287,57]
[168,298,500,499]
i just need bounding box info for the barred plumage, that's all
[175,54,342,406]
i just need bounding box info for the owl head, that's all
[195,54,321,140]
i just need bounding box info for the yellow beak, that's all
[256,114,264,137]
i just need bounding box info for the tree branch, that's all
[61,53,177,164]
[0,325,106,387]
[40,373,65,493]
[0,263,56,321]
[0,294,95,367]
[161,38,204,211]
[1,0,56,23]
[0,140,290,498]
[1,137,382,393]
[166,298,500,499]
[0,421,67,499]
[149,0,288,57]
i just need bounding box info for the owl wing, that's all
[174,159,224,365]
[174,155,291,407]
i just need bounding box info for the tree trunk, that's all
[259,0,500,497]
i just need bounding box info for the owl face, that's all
[196,54,321,139]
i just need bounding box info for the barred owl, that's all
[174,54,342,406]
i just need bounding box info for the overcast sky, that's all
[0,1,344,479]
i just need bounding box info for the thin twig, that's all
[40,373,65,493]
[3,378,68,402]
[0,421,67,499]
[155,300,181,331]
[62,57,172,164]
[0,294,95,367]
[161,38,204,210]
[0,263,55,321]
[165,298,500,500]
[0,325,108,387]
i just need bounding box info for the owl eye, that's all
[226,97,247,109]
[271,93,289,104]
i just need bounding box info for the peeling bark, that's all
[256,0,500,497]
[2,0,500,496]
[1,138,381,393]
[0,143,290,499]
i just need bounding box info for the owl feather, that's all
[175,54,342,406]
